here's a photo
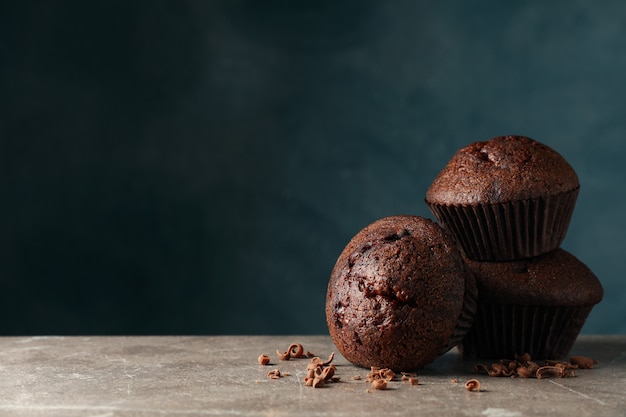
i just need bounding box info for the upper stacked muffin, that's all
[426,135,579,261]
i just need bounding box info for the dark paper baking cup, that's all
[427,188,579,261]
[442,269,478,354]
[461,303,594,360]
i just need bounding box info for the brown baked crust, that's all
[464,248,603,307]
[325,215,473,371]
[426,136,579,205]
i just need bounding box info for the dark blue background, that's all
[2,1,625,335]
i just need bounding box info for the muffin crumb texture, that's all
[326,215,475,371]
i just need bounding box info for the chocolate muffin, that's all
[326,215,477,371]
[425,135,579,261]
[461,248,603,359]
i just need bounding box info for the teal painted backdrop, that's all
[2,0,625,334]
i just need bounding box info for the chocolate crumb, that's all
[257,354,271,366]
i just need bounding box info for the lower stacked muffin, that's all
[460,249,603,359]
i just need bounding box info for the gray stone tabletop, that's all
[0,335,625,416]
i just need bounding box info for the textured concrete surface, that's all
[0,335,624,416]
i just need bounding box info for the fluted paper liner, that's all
[461,303,594,360]
[441,268,478,354]
[427,188,579,261]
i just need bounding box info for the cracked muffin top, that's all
[325,215,476,371]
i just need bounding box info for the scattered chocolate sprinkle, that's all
[465,379,481,392]
[257,354,271,366]
[451,378,458,383]
[352,375,362,381]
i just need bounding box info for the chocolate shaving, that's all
[400,372,419,385]
[489,362,514,377]
[474,353,597,379]
[309,352,335,367]
[276,343,306,361]
[465,379,481,392]
[311,375,325,388]
[267,369,282,379]
[303,355,338,389]
[265,342,338,388]
[371,379,388,390]
[536,365,567,379]
[366,366,395,382]
[516,366,533,378]
[570,355,599,369]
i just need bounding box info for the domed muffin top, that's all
[463,248,603,307]
[326,215,475,371]
[426,136,579,205]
